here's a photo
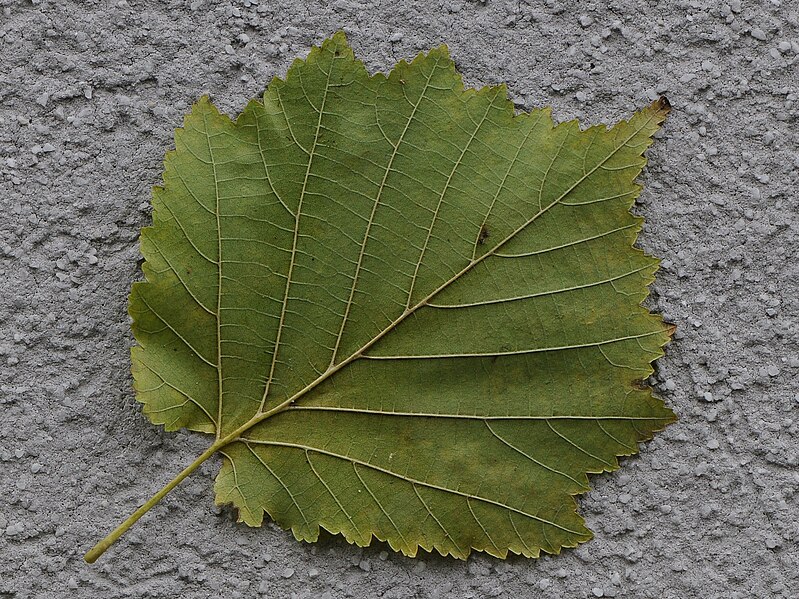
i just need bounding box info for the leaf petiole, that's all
[85,400,292,563]
[84,439,225,563]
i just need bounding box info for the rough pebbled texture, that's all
[0,1,796,598]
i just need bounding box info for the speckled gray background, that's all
[1,0,797,597]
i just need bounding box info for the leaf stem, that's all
[84,439,223,563]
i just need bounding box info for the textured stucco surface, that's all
[0,1,797,597]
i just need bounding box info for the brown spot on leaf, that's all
[478,224,490,245]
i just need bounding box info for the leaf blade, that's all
[131,32,674,561]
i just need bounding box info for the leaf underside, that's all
[130,32,674,560]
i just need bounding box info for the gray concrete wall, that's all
[0,0,796,597]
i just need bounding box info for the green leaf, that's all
[86,32,675,563]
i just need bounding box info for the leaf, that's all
[86,32,675,563]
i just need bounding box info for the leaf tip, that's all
[323,30,354,59]
[434,42,451,58]
[330,29,349,44]
[189,94,218,119]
